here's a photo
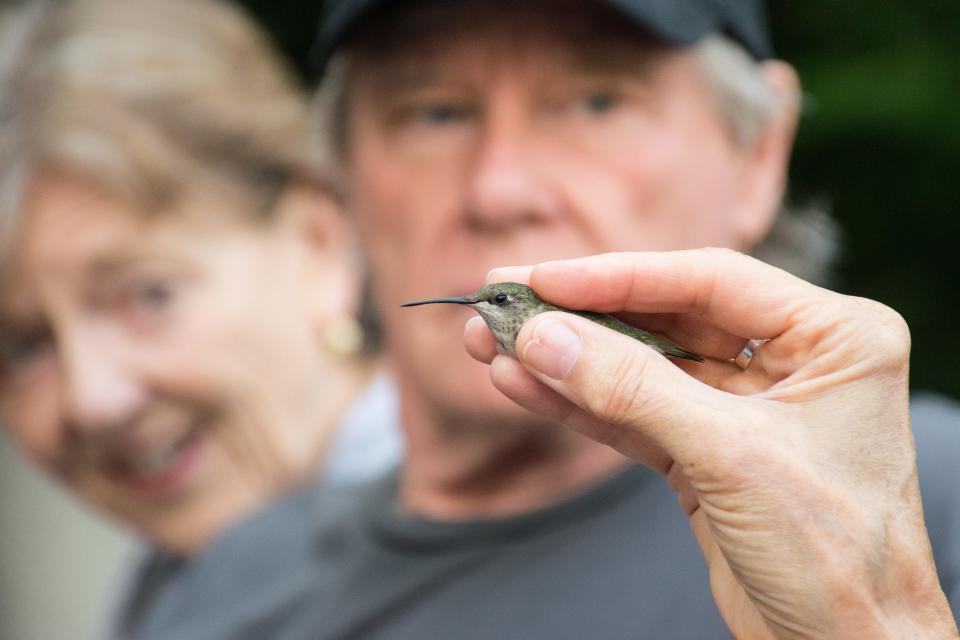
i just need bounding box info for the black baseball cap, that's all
[312,0,773,69]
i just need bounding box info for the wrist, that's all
[819,526,957,639]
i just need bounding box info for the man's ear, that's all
[272,179,362,323]
[735,60,801,250]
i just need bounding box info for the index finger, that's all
[497,249,831,340]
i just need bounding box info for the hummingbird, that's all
[401,282,703,362]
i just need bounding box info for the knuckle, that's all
[851,298,912,365]
[877,308,911,352]
[693,247,747,310]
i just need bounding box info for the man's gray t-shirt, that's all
[121,393,960,639]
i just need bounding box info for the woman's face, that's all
[0,171,358,553]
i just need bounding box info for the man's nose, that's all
[59,330,146,435]
[464,109,563,233]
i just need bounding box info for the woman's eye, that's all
[113,277,178,323]
[0,329,51,372]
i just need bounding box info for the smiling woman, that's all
[0,0,398,636]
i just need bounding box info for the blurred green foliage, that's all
[769,3,960,399]
[237,0,960,399]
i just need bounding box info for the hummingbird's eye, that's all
[493,293,508,305]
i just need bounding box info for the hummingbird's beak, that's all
[400,296,475,307]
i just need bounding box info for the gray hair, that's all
[695,36,839,285]
[0,0,325,262]
[313,33,838,286]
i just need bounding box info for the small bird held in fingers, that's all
[402,282,703,362]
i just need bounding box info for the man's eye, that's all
[577,91,620,115]
[411,103,471,125]
[130,279,174,308]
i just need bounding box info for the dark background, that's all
[236,0,960,400]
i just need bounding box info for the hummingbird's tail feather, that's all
[658,344,704,362]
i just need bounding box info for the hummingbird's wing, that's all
[571,310,704,362]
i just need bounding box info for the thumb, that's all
[515,311,733,465]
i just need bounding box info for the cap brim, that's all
[312,0,771,70]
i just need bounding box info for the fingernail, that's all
[521,319,582,380]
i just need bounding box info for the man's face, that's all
[0,171,348,553]
[345,1,781,425]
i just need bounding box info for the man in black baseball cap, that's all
[280,1,958,638]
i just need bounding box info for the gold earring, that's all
[323,314,364,357]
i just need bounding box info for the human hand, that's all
[464,249,957,639]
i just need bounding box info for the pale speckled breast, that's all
[482,314,524,357]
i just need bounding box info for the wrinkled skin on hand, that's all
[465,249,957,639]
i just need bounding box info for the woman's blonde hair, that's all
[0,0,324,257]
